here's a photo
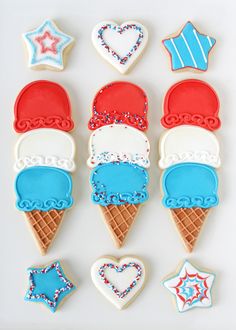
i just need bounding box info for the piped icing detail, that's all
[161,79,220,131]
[92,21,148,74]
[14,80,74,133]
[88,124,150,168]
[163,260,215,312]
[159,126,220,169]
[162,163,218,208]
[25,261,76,313]
[162,21,216,72]
[14,128,76,172]
[15,166,73,211]
[90,162,149,206]
[88,82,148,131]
[23,19,74,70]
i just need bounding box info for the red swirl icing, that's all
[161,79,220,131]
[88,81,148,131]
[14,80,74,133]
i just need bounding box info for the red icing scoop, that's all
[88,81,148,131]
[14,80,74,133]
[161,79,220,131]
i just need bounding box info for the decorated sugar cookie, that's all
[14,80,75,255]
[159,125,220,169]
[162,21,216,72]
[163,260,215,312]
[25,260,76,312]
[88,81,150,248]
[23,19,74,71]
[92,21,148,74]
[91,256,146,309]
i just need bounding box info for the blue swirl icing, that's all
[90,162,149,206]
[15,166,73,211]
[162,163,218,208]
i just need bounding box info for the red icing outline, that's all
[14,80,74,133]
[162,21,216,72]
[88,81,148,131]
[161,79,220,131]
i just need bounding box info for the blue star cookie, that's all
[23,19,74,70]
[162,22,216,71]
[25,261,76,312]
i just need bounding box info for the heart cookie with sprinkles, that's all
[91,256,146,309]
[92,21,148,74]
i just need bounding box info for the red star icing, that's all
[35,31,60,55]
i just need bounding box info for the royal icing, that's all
[159,125,220,169]
[163,260,215,312]
[25,261,76,313]
[23,19,74,70]
[15,166,73,211]
[14,80,74,133]
[90,162,149,206]
[162,163,219,209]
[88,81,148,131]
[163,21,216,72]
[92,21,148,74]
[14,128,76,172]
[88,124,150,168]
[161,79,220,131]
[91,256,145,310]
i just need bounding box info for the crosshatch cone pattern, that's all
[25,209,65,255]
[100,204,140,248]
[170,207,209,252]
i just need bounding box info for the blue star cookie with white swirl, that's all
[162,21,216,72]
[25,260,76,312]
[23,19,74,71]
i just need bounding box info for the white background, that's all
[0,0,234,329]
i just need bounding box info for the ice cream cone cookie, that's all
[159,125,220,169]
[25,260,76,312]
[23,19,74,71]
[161,79,220,131]
[88,82,149,247]
[92,21,148,74]
[91,256,146,310]
[162,21,216,72]
[163,260,215,312]
[14,81,75,254]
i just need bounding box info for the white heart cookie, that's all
[92,21,148,74]
[91,256,146,309]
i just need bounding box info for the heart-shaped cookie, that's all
[92,21,148,74]
[91,256,146,309]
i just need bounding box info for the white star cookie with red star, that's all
[163,260,215,312]
[23,19,74,71]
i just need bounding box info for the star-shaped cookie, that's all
[162,21,216,72]
[25,261,76,312]
[163,260,215,312]
[23,19,74,71]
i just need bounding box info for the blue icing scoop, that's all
[15,166,73,211]
[90,162,149,206]
[162,163,218,208]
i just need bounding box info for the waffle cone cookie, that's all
[170,207,210,252]
[25,209,65,255]
[100,204,140,248]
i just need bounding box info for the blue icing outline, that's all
[15,166,73,211]
[162,260,216,313]
[163,22,216,71]
[25,260,76,313]
[24,20,73,67]
[162,163,218,208]
[90,162,149,206]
